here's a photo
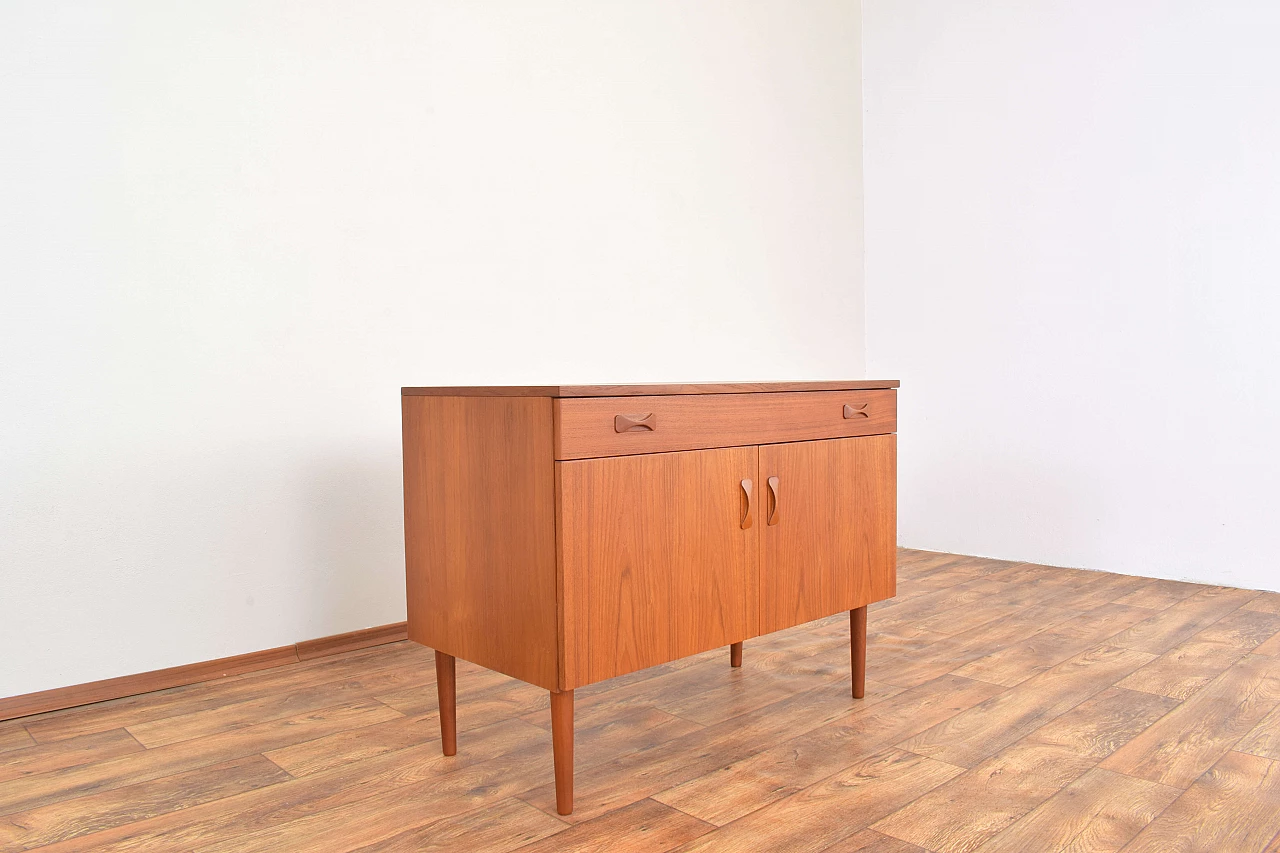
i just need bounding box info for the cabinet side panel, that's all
[403,395,558,690]
[861,434,898,603]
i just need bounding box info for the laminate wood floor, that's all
[5,549,1280,852]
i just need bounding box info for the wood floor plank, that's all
[970,767,1180,853]
[508,798,712,853]
[1122,751,1280,853]
[667,748,963,853]
[0,728,144,784]
[872,687,1177,853]
[0,754,289,849]
[1235,701,1280,763]
[651,649,853,726]
[1243,592,1280,615]
[261,676,595,778]
[123,665,438,748]
[898,645,1156,768]
[1256,632,1280,657]
[20,642,428,744]
[1038,602,1164,642]
[516,680,903,823]
[952,604,1155,688]
[873,740,1097,853]
[346,798,568,853]
[1117,638,1253,701]
[27,719,550,853]
[652,674,1003,826]
[0,724,36,753]
[817,828,929,853]
[1196,609,1280,648]
[194,787,566,853]
[1108,586,1261,655]
[0,702,402,816]
[1117,611,1280,703]
[1100,653,1280,788]
[1110,579,1206,611]
[868,603,1079,689]
[1058,573,1166,612]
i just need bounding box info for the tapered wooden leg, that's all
[550,690,574,815]
[435,650,456,756]
[729,641,743,667]
[850,606,867,699]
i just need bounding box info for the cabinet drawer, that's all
[554,389,896,460]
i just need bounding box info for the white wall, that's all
[1,1,865,698]
[864,1,1280,590]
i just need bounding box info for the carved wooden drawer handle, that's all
[741,479,754,529]
[767,476,780,525]
[843,403,869,419]
[614,413,657,433]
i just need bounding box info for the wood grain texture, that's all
[1108,586,1262,655]
[11,550,1280,853]
[1237,702,1280,762]
[651,674,1003,827]
[1100,652,1280,788]
[818,829,930,853]
[403,380,901,397]
[512,798,712,852]
[0,725,35,753]
[666,748,964,853]
[759,435,896,635]
[0,755,290,849]
[874,687,1178,853]
[1123,750,1280,853]
[898,645,1156,768]
[555,389,896,459]
[970,767,1180,853]
[0,728,145,785]
[557,446,757,688]
[403,395,559,690]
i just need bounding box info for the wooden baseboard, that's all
[0,621,409,722]
[296,623,409,661]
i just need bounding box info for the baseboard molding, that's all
[295,622,409,661]
[0,621,409,722]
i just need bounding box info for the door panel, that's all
[558,446,758,688]
[758,435,896,635]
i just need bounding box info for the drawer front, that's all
[554,389,896,460]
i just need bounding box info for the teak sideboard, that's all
[401,381,899,815]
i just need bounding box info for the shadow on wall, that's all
[303,451,407,634]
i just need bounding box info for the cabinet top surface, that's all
[401,380,900,398]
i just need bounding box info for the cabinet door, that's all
[558,446,757,688]
[758,435,896,636]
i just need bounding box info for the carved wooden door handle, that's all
[740,479,754,529]
[614,413,657,433]
[843,403,869,419]
[767,476,780,525]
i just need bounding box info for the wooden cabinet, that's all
[402,381,899,815]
